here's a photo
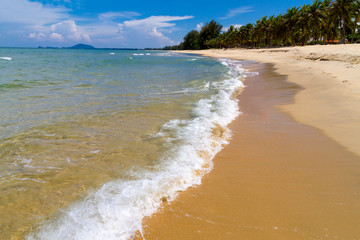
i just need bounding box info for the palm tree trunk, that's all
[352,21,357,43]
[341,17,346,44]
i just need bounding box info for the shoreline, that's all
[176,45,360,157]
[137,46,360,239]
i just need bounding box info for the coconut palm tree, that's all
[242,23,254,47]
[259,16,271,46]
[307,0,326,43]
[320,0,336,43]
[169,0,360,49]
[350,0,360,42]
[330,0,356,43]
[284,7,300,45]
[267,14,280,46]
[298,4,312,45]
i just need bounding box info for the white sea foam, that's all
[244,72,259,77]
[156,80,213,96]
[0,57,12,61]
[13,177,45,183]
[21,158,33,168]
[204,81,210,89]
[153,52,182,57]
[160,87,200,95]
[132,53,144,56]
[109,52,115,55]
[27,58,247,240]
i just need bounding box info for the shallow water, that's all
[0,48,248,239]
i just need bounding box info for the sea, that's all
[0,48,252,239]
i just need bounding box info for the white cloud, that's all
[51,20,77,34]
[149,27,164,38]
[50,20,90,42]
[121,16,193,29]
[0,0,69,28]
[149,27,174,45]
[0,0,193,47]
[0,0,80,44]
[115,15,193,47]
[28,32,47,41]
[98,11,140,21]
[49,32,64,42]
[196,23,203,31]
[220,6,254,20]
[222,24,243,32]
[27,20,91,43]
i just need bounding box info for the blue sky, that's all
[0,0,313,48]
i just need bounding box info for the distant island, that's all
[37,44,139,50]
[69,44,95,49]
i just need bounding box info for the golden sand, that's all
[177,45,360,156]
[138,61,360,239]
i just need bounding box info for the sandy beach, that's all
[179,45,360,156]
[137,45,360,239]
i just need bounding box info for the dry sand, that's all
[178,45,360,156]
[136,45,360,239]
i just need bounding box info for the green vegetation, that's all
[163,20,222,50]
[70,44,95,49]
[183,30,201,50]
[166,0,360,50]
[199,20,223,48]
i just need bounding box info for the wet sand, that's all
[138,62,360,239]
[177,46,360,156]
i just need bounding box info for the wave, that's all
[156,81,211,96]
[0,57,12,61]
[0,83,31,90]
[27,58,246,240]
[152,52,181,57]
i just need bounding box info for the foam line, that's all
[28,58,248,240]
[0,57,12,61]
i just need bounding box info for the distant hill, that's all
[69,44,95,49]
[37,44,139,50]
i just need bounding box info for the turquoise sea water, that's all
[0,48,246,239]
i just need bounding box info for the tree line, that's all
[164,0,360,50]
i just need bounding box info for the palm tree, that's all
[298,4,312,45]
[256,16,271,46]
[307,0,326,43]
[171,0,360,49]
[350,0,360,42]
[284,7,300,45]
[320,0,337,43]
[269,14,285,46]
[238,25,249,46]
[267,16,277,46]
[242,23,254,47]
[329,0,356,43]
[274,14,287,46]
